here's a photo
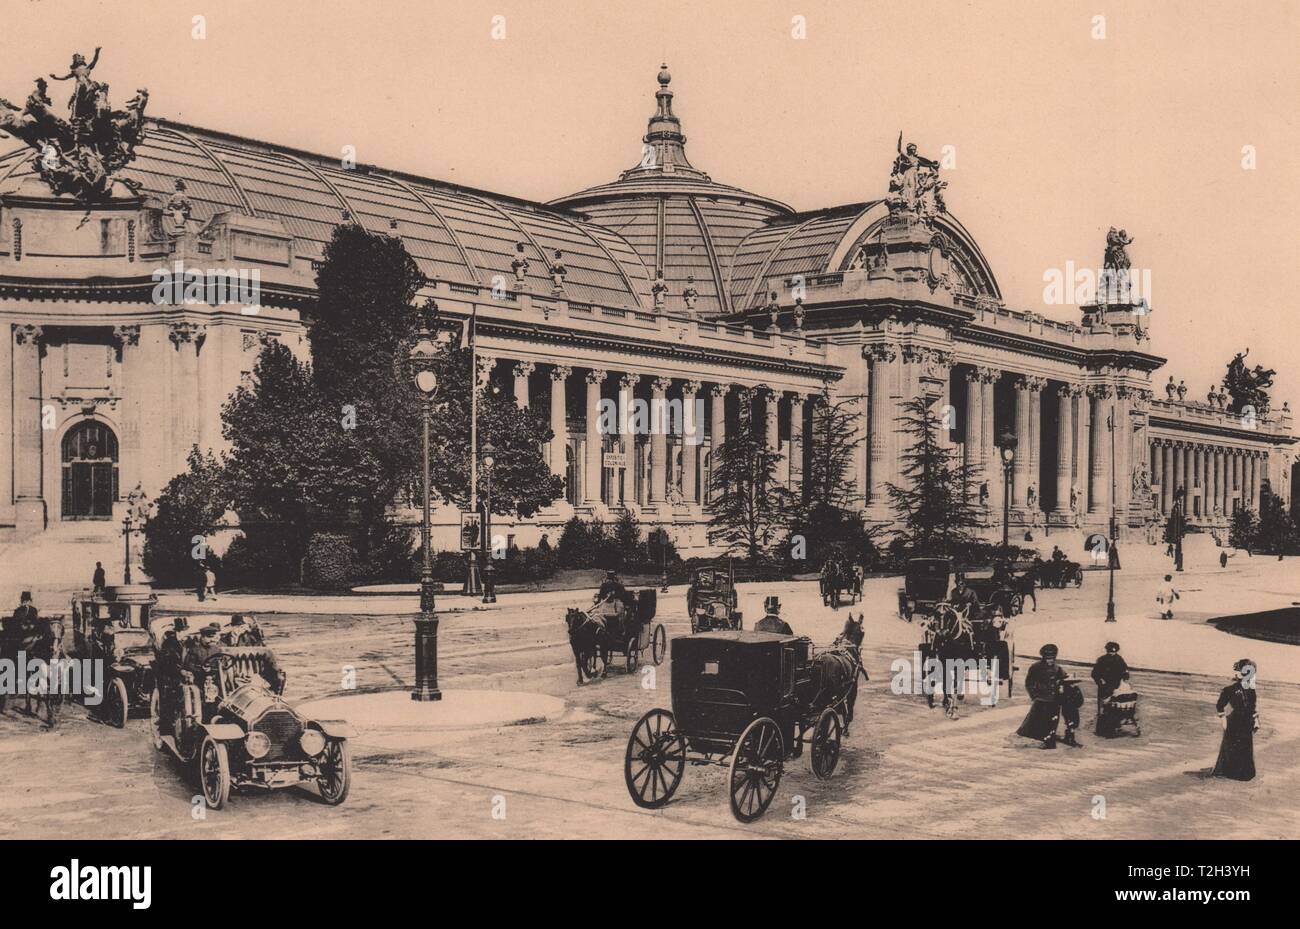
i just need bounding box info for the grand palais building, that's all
[1,65,1293,558]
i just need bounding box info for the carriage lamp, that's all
[410,313,443,702]
[481,443,497,604]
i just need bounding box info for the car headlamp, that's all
[245,731,271,759]
[299,729,326,757]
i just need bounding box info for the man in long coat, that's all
[1017,644,1083,748]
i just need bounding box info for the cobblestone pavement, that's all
[2,559,1298,839]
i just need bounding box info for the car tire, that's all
[199,736,231,810]
[148,689,164,750]
[316,738,351,805]
[106,677,129,729]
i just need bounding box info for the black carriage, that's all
[897,557,953,622]
[686,567,742,633]
[593,588,665,673]
[1037,558,1084,588]
[624,631,851,823]
[917,605,1016,716]
[963,575,1025,617]
[0,614,69,727]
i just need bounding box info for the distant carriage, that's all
[686,566,742,633]
[819,559,859,609]
[1035,558,1084,589]
[897,557,953,622]
[918,603,1015,718]
[624,627,865,823]
[565,588,663,684]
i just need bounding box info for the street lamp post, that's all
[122,516,134,585]
[481,443,497,604]
[997,431,1017,552]
[410,311,443,702]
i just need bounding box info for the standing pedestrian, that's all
[1091,641,1130,737]
[1212,659,1259,781]
[204,563,218,601]
[92,561,106,593]
[1155,574,1180,619]
[195,561,207,602]
[1017,644,1083,749]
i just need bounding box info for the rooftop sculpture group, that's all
[887,133,946,220]
[0,48,148,200]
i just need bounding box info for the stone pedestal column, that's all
[1249,454,1259,509]
[866,345,898,518]
[1088,385,1112,516]
[618,374,640,505]
[762,387,780,464]
[13,324,46,534]
[682,380,701,505]
[1026,377,1044,512]
[1114,387,1133,521]
[979,370,999,519]
[548,365,570,480]
[789,394,805,497]
[584,369,606,506]
[1073,385,1089,516]
[1053,385,1073,517]
[513,360,534,407]
[1161,443,1174,513]
[649,377,671,507]
[964,369,984,488]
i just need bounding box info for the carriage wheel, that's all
[1009,593,1023,616]
[625,709,686,809]
[626,637,640,674]
[651,625,667,665]
[728,717,783,823]
[1073,571,1083,588]
[582,651,599,680]
[1006,642,1016,697]
[810,708,842,780]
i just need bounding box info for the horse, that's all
[812,614,869,734]
[820,560,854,608]
[923,604,977,719]
[564,605,610,686]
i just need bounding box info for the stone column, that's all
[1088,385,1112,516]
[980,369,1000,519]
[1249,453,1260,509]
[12,324,45,533]
[512,360,534,407]
[762,387,780,467]
[866,345,898,517]
[1053,384,1073,517]
[1072,383,1089,516]
[548,365,570,480]
[168,322,205,454]
[1013,377,1034,509]
[1026,376,1044,511]
[583,369,606,506]
[1220,449,1229,516]
[649,377,671,507]
[618,373,640,505]
[1210,447,1220,518]
[964,369,984,487]
[1161,442,1173,513]
[708,384,727,506]
[681,380,701,505]
[1114,387,1133,521]
[789,393,806,497]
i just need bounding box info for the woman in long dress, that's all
[1212,659,1259,781]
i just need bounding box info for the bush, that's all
[221,526,306,588]
[301,532,359,589]
[556,517,619,569]
[142,447,230,587]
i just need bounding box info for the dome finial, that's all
[657,63,671,87]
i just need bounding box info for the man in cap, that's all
[755,595,793,635]
[1017,643,1083,748]
[595,569,626,606]
[947,573,982,620]
[182,623,225,718]
[1091,641,1130,736]
[1,592,40,713]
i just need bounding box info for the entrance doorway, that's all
[61,421,119,519]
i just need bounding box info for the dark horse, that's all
[922,604,976,719]
[820,560,856,608]
[811,614,868,734]
[564,605,611,686]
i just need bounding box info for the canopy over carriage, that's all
[624,630,861,822]
[897,557,953,622]
[592,588,664,671]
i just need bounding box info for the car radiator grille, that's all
[253,709,303,762]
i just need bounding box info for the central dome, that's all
[550,66,791,316]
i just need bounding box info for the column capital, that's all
[549,364,572,381]
[1064,382,1086,398]
[13,323,43,346]
[168,321,206,350]
[113,324,141,347]
[964,368,982,384]
[585,368,607,385]
[976,365,1001,383]
[789,393,806,409]
[512,359,536,378]
[681,379,702,396]
[863,343,899,364]
[651,376,672,394]
[1087,384,1114,400]
[619,372,641,390]
[709,383,730,399]
[1017,374,1047,393]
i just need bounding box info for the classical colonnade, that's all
[1150,438,1267,521]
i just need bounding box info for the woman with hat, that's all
[1212,659,1260,781]
[1017,643,1082,748]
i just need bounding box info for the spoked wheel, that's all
[1006,641,1017,697]
[148,689,164,750]
[316,739,351,805]
[624,709,686,809]
[105,677,129,729]
[199,736,231,810]
[582,652,599,681]
[1009,593,1024,616]
[651,624,667,665]
[1073,572,1083,588]
[810,708,842,780]
[625,637,640,674]
[728,717,783,823]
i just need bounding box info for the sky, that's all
[3,0,1296,409]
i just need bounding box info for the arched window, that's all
[61,420,119,519]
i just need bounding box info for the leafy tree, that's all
[1255,485,1295,554]
[425,344,564,517]
[1229,507,1258,551]
[803,387,863,513]
[613,508,642,568]
[885,394,982,556]
[708,394,795,560]
[142,447,230,586]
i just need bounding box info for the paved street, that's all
[3,554,1298,839]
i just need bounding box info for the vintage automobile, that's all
[685,566,743,633]
[89,624,156,728]
[624,630,863,822]
[148,616,352,810]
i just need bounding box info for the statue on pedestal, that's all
[651,272,669,313]
[887,133,946,220]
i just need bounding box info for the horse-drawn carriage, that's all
[918,603,1015,717]
[624,621,865,823]
[565,588,664,684]
[0,614,69,727]
[686,566,742,633]
[819,558,861,609]
[897,557,953,622]
[1035,557,1084,589]
[963,575,1025,617]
